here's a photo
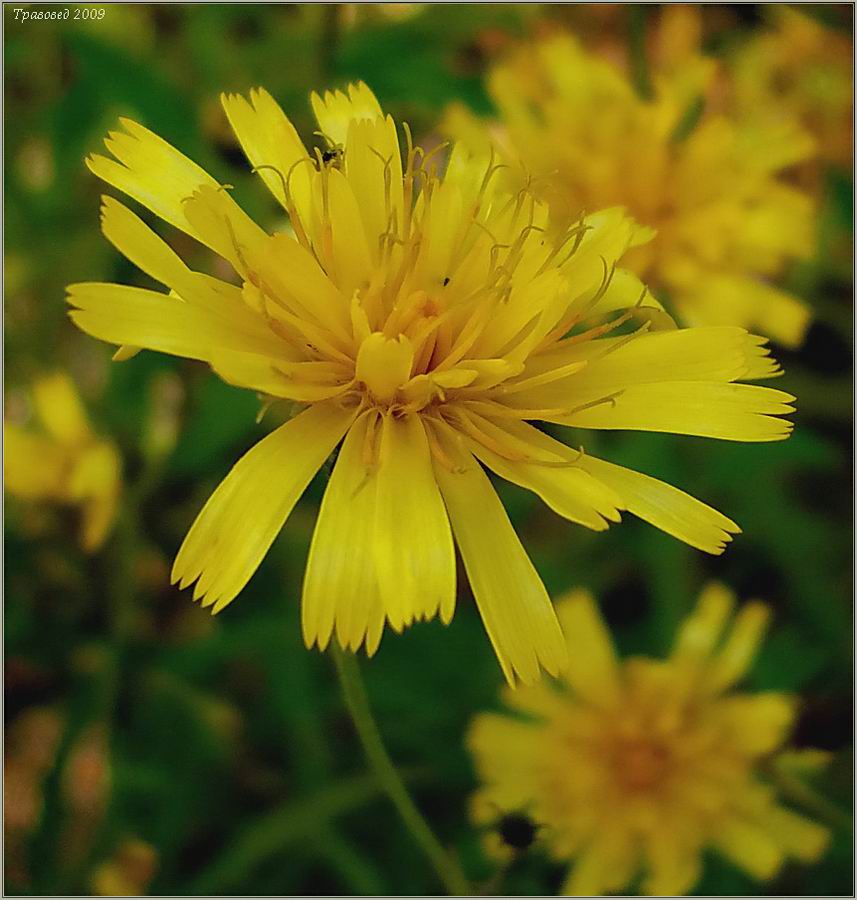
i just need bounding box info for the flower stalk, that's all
[332,646,470,896]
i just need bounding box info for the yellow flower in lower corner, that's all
[468,584,830,895]
[91,838,158,897]
[70,82,793,684]
[4,373,121,551]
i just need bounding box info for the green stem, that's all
[764,761,852,833]
[332,646,471,896]
[188,774,388,894]
[477,857,513,897]
[318,4,340,85]
[627,6,653,101]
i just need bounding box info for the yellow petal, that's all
[210,352,348,401]
[738,116,817,174]
[773,748,833,777]
[586,267,671,320]
[411,176,466,285]
[178,184,270,281]
[467,712,543,793]
[564,208,648,302]
[556,381,794,442]
[80,493,118,552]
[301,411,386,655]
[429,421,567,686]
[112,345,141,362]
[673,275,812,350]
[181,195,350,351]
[71,441,121,552]
[553,590,622,707]
[221,88,313,220]
[67,282,285,362]
[4,425,67,498]
[715,693,796,756]
[318,168,373,295]
[99,196,196,297]
[311,82,383,148]
[262,233,351,338]
[477,451,623,533]
[672,581,736,662]
[32,372,91,445]
[498,680,566,720]
[344,114,404,256]
[575,455,739,554]
[470,269,565,361]
[713,816,785,881]
[562,831,638,897]
[87,118,219,245]
[373,414,456,629]
[462,417,623,532]
[587,327,780,385]
[757,805,830,863]
[656,3,703,65]
[641,825,702,895]
[172,401,354,612]
[705,601,771,693]
[442,102,494,158]
[516,327,779,404]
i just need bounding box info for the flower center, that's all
[611,737,672,792]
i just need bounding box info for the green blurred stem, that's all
[318,4,340,84]
[188,774,388,894]
[477,857,513,896]
[763,761,852,833]
[627,6,653,101]
[332,646,471,896]
[319,825,386,895]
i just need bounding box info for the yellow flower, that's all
[444,18,816,348]
[91,838,158,897]
[728,6,853,170]
[70,82,793,684]
[468,584,831,894]
[4,373,121,552]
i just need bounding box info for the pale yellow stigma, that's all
[355,332,414,404]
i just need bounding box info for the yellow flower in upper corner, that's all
[468,584,831,895]
[70,82,793,685]
[727,6,853,170]
[4,373,121,552]
[444,15,816,348]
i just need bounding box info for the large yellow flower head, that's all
[445,18,816,348]
[70,82,793,684]
[468,584,830,894]
[5,373,121,552]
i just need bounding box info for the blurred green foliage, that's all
[5,4,853,896]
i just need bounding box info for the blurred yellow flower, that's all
[91,838,158,897]
[445,17,816,347]
[5,373,121,552]
[71,82,793,683]
[468,584,830,894]
[728,7,852,171]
